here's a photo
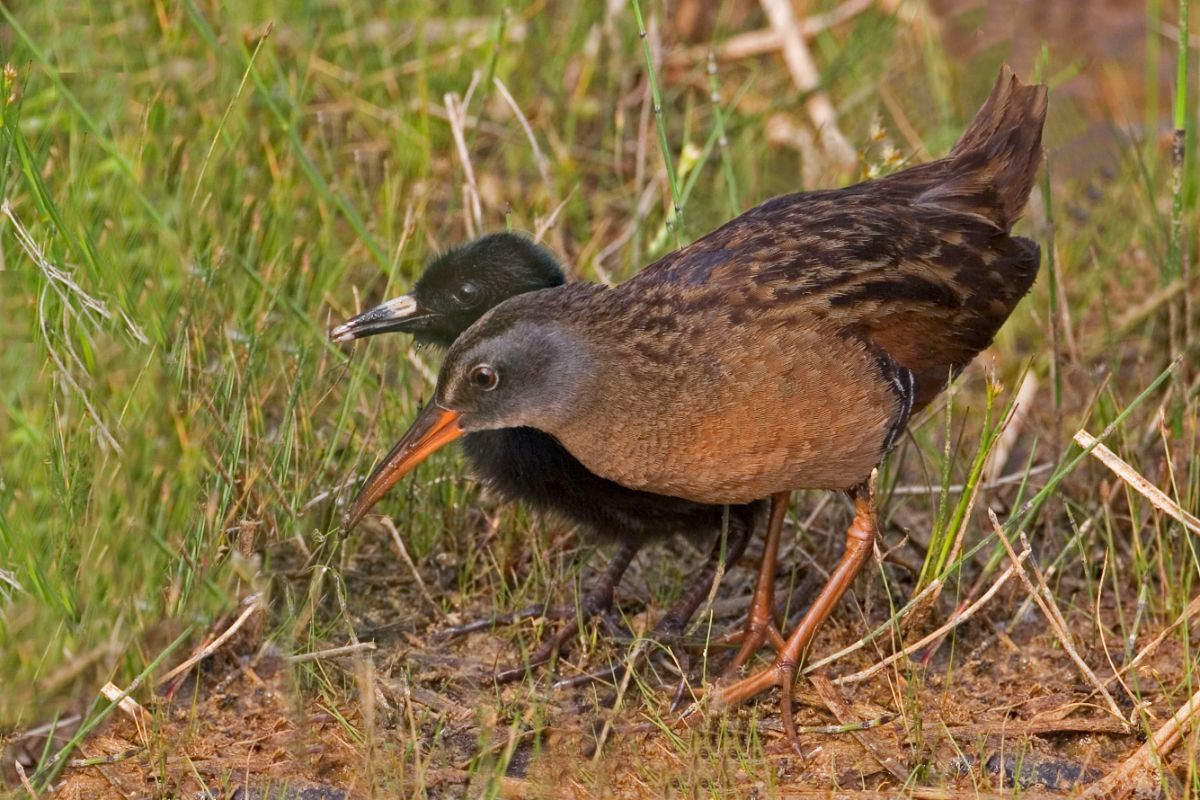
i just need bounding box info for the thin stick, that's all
[985,372,1039,484]
[99,682,152,733]
[1083,685,1200,798]
[155,597,260,687]
[758,0,856,167]
[443,91,483,236]
[381,516,444,618]
[13,760,37,798]
[696,0,874,63]
[833,543,1030,685]
[492,76,552,193]
[1074,429,1200,535]
[285,641,377,664]
[989,510,1127,723]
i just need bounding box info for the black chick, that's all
[332,232,764,681]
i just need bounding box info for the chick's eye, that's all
[469,364,499,391]
[453,281,480,306]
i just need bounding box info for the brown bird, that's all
[346,65,1046,738]
[334,233,764,684]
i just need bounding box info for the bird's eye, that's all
[469,364,499,391]
[453,281,480,307]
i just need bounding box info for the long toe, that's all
[720,618,787,679]
[671,656,800,745]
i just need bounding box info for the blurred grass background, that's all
[0,0,1197,795]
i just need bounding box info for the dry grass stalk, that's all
[0,564,23,595]
[285,641,377,664]
[758,0,856,167]
[985,372,1039,483]
[890,462,1053,496]
[13,759,37,798]
[381,516,443,617]
[1093,553,1142,715]
[803,572,947,675]
[707,0,875,62]
[404,348,437,387]
[1086,278,1186,359]
[811,675,909,781]
[989,510,1128,724]
[443,90,483,236]
[1082,685,1200,798]
[155,596,261,688]
[591,617,649,761]
[1117,594,1200,682]
[533,192,573,244]
[4,201,126,453]
[99,681,152,743]
[492,76,552,193]
[833,541,1030,685]
[1074,429,1200,535]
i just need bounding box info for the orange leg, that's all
[700,484,877,749]
[721,492,789,676]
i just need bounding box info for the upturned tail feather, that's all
[919,64,1048,232]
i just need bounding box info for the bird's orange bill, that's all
[343,404,463,531]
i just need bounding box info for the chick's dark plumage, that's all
[343,66,1048,731]
[333,230,764,681]
[409,234,566,349]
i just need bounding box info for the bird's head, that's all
[342,297,596,530]
[330,232,565,348]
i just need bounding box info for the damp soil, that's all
[27,502,1199,799]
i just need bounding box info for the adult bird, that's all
[341,66,1047,740]
[333,232,766,682]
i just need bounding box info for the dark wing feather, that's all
[627,64,1045,410]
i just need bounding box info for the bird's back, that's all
[625,65,1046,411]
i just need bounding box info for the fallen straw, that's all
[1083,685,1200,798]
[1074,429,1200,536]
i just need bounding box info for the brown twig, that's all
[758,0,856,168]
[1074,429,1200,535]
[285,641,377,664]
[443,90,483,237]
[13,760,37,798]
[381,516,444,618]
[832,541,1030,685]
[155,596,261,688]
[1083,685,1200,798]
[989,510,1128,724]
